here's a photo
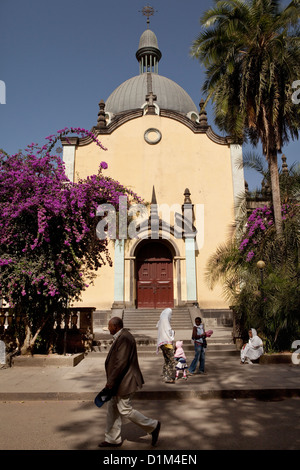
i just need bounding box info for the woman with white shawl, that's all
[156,308,176,383]
[240,328,264,364]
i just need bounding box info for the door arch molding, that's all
[128,237,182,309]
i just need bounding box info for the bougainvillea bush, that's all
[238,204,294,263]
[238,205,274,262]
[0,129,142,353]
[206,195,300,351]
[236,202,299,350]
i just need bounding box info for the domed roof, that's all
[138,29,159,49]
[104,28,198,117]
[105,73,198,115]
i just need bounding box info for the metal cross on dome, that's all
[140,5,157,26]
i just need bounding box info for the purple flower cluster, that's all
[100,161,108,170]
[238,204,294,262]
[0,129,142,308]
[239,205,274,261]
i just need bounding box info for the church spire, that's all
[136,6,161,74]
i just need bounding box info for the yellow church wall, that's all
[70,114,235,311]
[82,244,115,309]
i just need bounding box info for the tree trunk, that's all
[20,316,50,355]
[20,325,35,355]
[269,152,283,236]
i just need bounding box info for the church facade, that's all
[62,27,245,319]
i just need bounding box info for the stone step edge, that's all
[0,388,299,401]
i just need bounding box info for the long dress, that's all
[156,308,176,382]
[240,328,264,363]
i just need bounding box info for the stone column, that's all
[112,239,125,311]
[182,189,197,305]
[185,237,197,304]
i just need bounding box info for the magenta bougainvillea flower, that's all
[100,161,108,170]
[239,204,293,262]
[0,128,142,310]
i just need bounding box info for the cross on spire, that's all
[139,5,157,27]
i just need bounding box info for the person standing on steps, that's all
[156,308,176,383]
[98,316,161,448]
[188,317,206,375]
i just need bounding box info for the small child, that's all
[174,340,188,380]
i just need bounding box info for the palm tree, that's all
[205,162,300,350]
[191,0,300,235]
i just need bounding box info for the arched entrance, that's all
[135,240,174,309]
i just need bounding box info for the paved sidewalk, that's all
[0,331,299,452]
[0,341,299,402]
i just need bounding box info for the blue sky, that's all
[1,0,299,190]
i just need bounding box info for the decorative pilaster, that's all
[182,189,197,304]
[185,238,197,304]
[112,239,125,309]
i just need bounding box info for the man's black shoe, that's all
[151,421,161,446]
[98,441,122,448]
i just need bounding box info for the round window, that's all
[144,128,162,145]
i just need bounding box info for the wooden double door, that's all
[136,241,174,309]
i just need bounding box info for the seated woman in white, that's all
[240,328,264,364]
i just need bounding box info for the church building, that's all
[62,21,245,328]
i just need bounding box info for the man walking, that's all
[98,316,161,448]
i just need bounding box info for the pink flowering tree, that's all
[0,129,142,354]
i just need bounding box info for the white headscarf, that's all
[156,308,174,353]
[249,328,263,349]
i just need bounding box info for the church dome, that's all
[105,73,198,115]
[138,29,159,49]
[105,28,198,117]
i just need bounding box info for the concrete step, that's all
[91,325,237,357]
[93,326,233,344]
[88,346,239,357]
[123,308,193,330]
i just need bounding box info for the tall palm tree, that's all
[191,0,300,235]
[205,162,300,350]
